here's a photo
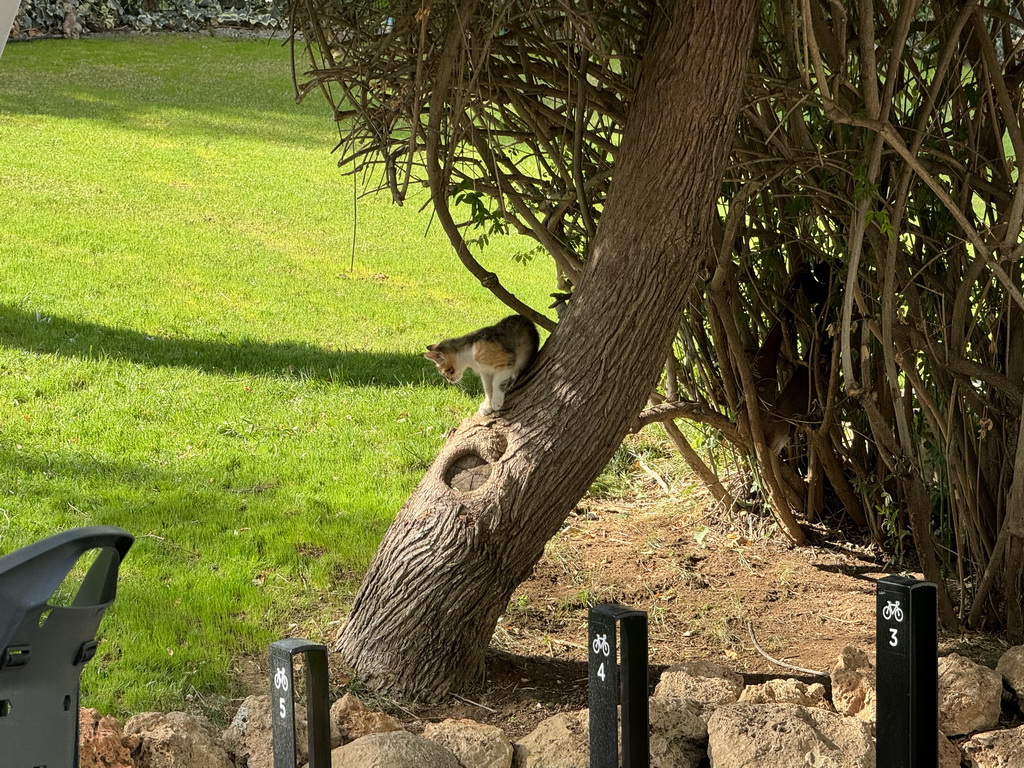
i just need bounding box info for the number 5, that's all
[279,696,286,719]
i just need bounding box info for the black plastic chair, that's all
[0,526,133,768]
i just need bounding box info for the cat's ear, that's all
[424,347,443,361]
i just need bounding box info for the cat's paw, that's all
[478,403,494,416]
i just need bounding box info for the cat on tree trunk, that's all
[292,0,760,699]
[425,315,540,416]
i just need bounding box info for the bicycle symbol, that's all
[592,633,610,657]
[882,600,904,622]
[273,666,290,692]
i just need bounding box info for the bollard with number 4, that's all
[876,576,937,768]
[270,639,331,768]
[588,605,649,768]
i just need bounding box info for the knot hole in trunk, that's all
[443,433,508,492]
[445,452,490,491]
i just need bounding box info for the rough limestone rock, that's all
[125,711,233,768]
[706,703,874,768]
[79,708,136,768]
[938,731,963,768]
[326,730,460,768]
[423,718,513,768]
[996,645,1024,709]
[222,694,305,768]
[648,697,707,768]
[330,693,402,747]
[738,678,828,708]
[653,660,743,706]
[938,653,1002,736]
[962,723,1024,768]
[512,709,588,768]
[830,646,876,722]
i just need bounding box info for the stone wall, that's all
[81,644,1024,768]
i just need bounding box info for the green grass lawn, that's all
[0,34,551,719]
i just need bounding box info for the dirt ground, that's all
[315,484,1012,740]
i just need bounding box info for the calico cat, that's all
[425,315,540,415]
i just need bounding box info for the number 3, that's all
[889,628,899,647]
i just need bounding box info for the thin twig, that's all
[747,621,828,678]
[450,693,499,714]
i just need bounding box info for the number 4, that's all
[597,662,606,682]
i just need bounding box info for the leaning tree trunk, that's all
[339,0,760,699]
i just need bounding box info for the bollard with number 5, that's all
[270,639,331,768]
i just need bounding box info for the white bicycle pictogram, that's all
[592,633,611,657]
[882,600,904,622]
[273,666,290,692]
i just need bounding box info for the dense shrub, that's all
[11,0,280,37]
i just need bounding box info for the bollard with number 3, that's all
[876,576,937,768]
[270,639,331,768]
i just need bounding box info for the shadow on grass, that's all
[0,36,330,149]
[0,304,432,386]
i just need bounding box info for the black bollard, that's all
[270,638,332,768]
[875,576,938,768]
[588,604,649,768]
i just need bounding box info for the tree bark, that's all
[338,0,760,699]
